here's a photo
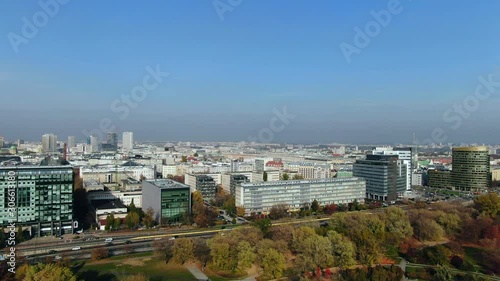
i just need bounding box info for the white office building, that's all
[122,132,134,150]
[41,134,58,153]
[235,178,366,215]
[372,147,414,191]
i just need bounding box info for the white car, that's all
[71,246,81,251]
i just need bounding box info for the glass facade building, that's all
[0,166,74,236]
[142,179,191,225]
[451,146,491,191]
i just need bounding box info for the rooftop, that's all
[145,179,190,189]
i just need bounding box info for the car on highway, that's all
[125,240,132,244]
[71,246,81,251]
[54,255,62,260]
[48,250,57,254]
[104,238,113,243]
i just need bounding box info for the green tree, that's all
[311,199,320,213]
[269,225,294,247]
[301,235,334,268]
[382,206,414,244]
[293,174,304,180]
[105,214,115,231]
[91,247,109,261]
[125,212,140,229]
[269,204,289,220]
[413,218,445,241]
[237,241,256,271]
[434,264,454,281]
[292,226,317,253]
[327,230,356,268]
[253,218,272,235]
[223,195,236,215]
[209,241,236,271]
[172,238,194,264]
[181,156,188,162]
[263,171,268,182]
[260,248,286,279]
[193,153,199,157]
[474,193,500,218]
[281,173,289,180]
[113,216,121,230]
[24,263,77,281]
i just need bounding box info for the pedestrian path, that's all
[186,264,257,281]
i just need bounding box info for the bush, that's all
[91,247,109,261]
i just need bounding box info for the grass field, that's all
[74,253,197,281]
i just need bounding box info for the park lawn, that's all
[463,246,486,272]
[75,254,197,281]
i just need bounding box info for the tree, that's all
[414,218,445,241]
[194,206,217,228]
[311,200,320,213]
[301,235,334,268]
[434,264,454,281]
[382,206,414,244]
[181,156,187,162]
[15,263,30,281]
[193,238,211,267]
[293,174,304,180]
[269,225,294,246]
[125,212,140,229]
[223,195,236,216]
[142,207,155,228]
[281,173,289,180]
[193,153,199,157]
[172,238,194,264]
[120,274,149,281]
[16,226,24,243]
[474,193,500,218]
[253,218,272,235]
[113,216,121,230]
[260,248,286,279]
[209,241,236,272]
[192,191,204,210]
[0,227,5,249]
[323,204,338,215]
[105,214,115,231]
[292,226,317,253]
[24,264,77,281]
[263,171,268,182]
[153,239,174,263]
[91,247,109,261]
[327,230,356,268]
[237,241,256,271]
[269,204,288,220]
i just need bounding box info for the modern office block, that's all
[353,154,407,201]
[235,178,366,215]
[142,179,191,225]
[0,166,74,236]
[451,146,490,191]
[428,170,452,189]
[41,134,58,153]
[122,132,134,150]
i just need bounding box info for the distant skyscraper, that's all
[107,132,118,147]
[41,134,58,153]
[89,135,99,153]
[123,132,134,150]
[0,136,4,148]
[67,136,76,148]
[372,147,414,191]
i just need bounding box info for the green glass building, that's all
[451,146,490,191]
[142,179,191,225]
[0,166,74,237]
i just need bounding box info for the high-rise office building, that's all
[0,136,4,148]
[67,136,76,149]
[0,166,74,236]
[142,179,191,225]
[194,175,217,200]
[122,132,134,150]
[353,154,407,201]
[451,146,490,191]
[41,134,58,153]
[372,147,414,191]
[107,132,118,147]
[89,135,99,153]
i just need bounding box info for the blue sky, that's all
[1,0,500,144]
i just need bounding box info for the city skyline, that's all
[1,1,500,144]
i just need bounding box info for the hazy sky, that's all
[1,1,500,144]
